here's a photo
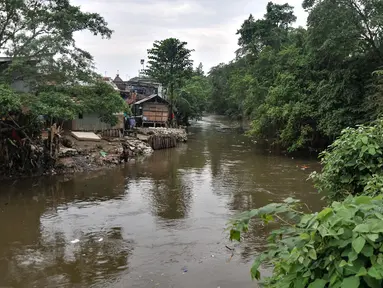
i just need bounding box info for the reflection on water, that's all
[0,115,323,288]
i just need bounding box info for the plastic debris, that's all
[97,237,103,242]
[182,266,188,273]
[70,239,80,244]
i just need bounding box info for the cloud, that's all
[72,0,307,80]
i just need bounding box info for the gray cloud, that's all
[73,0,307,80]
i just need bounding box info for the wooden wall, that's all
[142,103,168,123]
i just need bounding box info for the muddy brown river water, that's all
[0,116,324,288]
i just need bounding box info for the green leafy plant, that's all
[229,195,383,287]
[310,120,383,201]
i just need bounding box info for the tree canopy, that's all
[145,38,194,105]
[0,0,112,87]
[0,0,127,176]
[207,0,383,152]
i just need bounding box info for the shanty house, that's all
[133,94,170,127]
[63,78,126,136]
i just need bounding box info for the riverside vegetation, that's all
[228,122,383,287]
[224,0,383,286]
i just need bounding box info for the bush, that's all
[229,195,383,288]
[310,120,383,201]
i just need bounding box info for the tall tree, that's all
[195,62,204,76]
[0,0,112,87]
[236,2,296,56]
[145,38,194,110]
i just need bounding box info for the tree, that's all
[145,38,194,112]
[195,62,204,76]
[0,0,113,87]
[175,75,211,125]
[236,2,296,56]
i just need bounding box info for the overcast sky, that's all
[72,0,307,80]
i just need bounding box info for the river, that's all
[0,116,324,288]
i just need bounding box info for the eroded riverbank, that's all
[0,116,324,288]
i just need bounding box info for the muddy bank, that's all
[55,136,154,175]
[1,128,189,179]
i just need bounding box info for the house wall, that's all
[11,80,30,93]
[70,113,124,131]
[142,103,169,123]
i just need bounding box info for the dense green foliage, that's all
[229,116,383,285]
[0,0,127,176]
[0,0,125,124]
[175,75,210,124]
[0,0,128,123]
[208,0,383,151]
[230,195,383,288]
[310,120,383,201]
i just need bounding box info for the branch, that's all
[348,0,382,59]
[0,1,16,47]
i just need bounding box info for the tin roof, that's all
[134,94,169,105]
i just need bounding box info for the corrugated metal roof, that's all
[134,94,157,105]
[134,94,169,105]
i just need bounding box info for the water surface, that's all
[0,116,323,288]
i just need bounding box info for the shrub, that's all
[229,195,383,287]
[310,120,383,201]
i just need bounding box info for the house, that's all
[64,112,125,137]
[0,57,31,93]
[63,77,126,135]
[132,94,170,127]
[113,74,126,91]
[112,75,163,100]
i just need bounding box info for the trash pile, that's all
[136,127,188,143]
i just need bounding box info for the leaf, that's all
[300,233,310,240]
[366,234,379,242]
[317,207,332,220]
[354,224,370,233]
[357,267,367,277]
[362,136,368,144]
[339,260,348,267]
[308,249,317,260]
[308,279,327,288]
[341,276,360,288]
[368,267,383,280]
[250,255,264,280]
[354,196,372,204]
[363,276,382,288]
[230,229,241,242]
[352,236,365,254]
[369,147,376,155]
[361,244,374,257]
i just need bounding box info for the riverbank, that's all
[2,127,188,180]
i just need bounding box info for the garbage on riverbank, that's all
[55,135,154,174]
[1,127,188,179]
[136,127,188,143]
